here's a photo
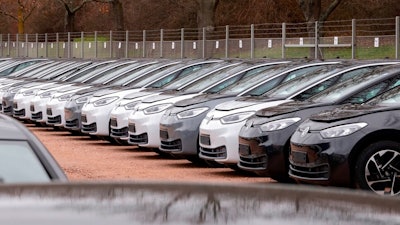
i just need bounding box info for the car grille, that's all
[160,139,182,152]
[110,118,117,127]
[81,122,97,133]
[81,114,87,123]
[31,112,43,120]
[47,115,61,124]
[159,129,168,140]
[46,108,52,116]
[3,106,12,114]
[289,163,330,180]
[65,119,79,128]
[13,109,25,117]
[129,133,148,144]
[237,138,268,170]
[128,123,136,133]
[12,102,17,109]
[199,134,210,145]
[110,127,128,138]
[199,146,227,159]
[30,105,35,112]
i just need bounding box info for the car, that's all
[237,62,400,182]
[63,60,185,133]
[198,61,348,168]
[80,59,225,138]
[0,181,398,224]
[0,113,67,183]
[288,84,400,196]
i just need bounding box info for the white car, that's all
[125,61,291,148]
[197,61,363,167]
[81,59,226,138]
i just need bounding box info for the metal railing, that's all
[1,17,399,60]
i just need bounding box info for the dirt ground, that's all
[29,124,274,184]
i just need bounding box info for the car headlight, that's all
[58,93,73,101]
[93,96,119,107]
[220,111,254,124]
[23,90,36,96]
[176,107,209,119]
[124,101,141,110]
[320,122,368,139]
[259,117,301,132]
[39,91,55,98]
[143,103,172,115]
[76,96,89,104]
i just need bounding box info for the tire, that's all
[354,141,400,196]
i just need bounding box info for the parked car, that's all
[0,113,67,183]
[237,62,400,182]
[80,59,225,138]
[289,83,400,196]
[198,61,348,168]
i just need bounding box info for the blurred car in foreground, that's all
[0,113,67,183]
[0,181,398,224]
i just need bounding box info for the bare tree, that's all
[298,0,342,58]
[56,0,94,32]
[196,0,219,32]
[0,0,38,34]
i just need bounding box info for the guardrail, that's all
[1,17,399,60]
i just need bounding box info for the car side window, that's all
[345,82,389,104]
[337,67,375,83]
[0,141,51,183]
[293,77,338,101]
[282,65,325,82]
[149,64,204,88]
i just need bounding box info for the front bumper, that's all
[30,96,51,122]
[81,102,116,136]
[127,110,164,148]
[109,106,133,140]
[46,98,68,126]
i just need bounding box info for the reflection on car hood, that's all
[310,104,400,122]
[93,88,121,97]
[256,101,326,117]
[123,91,156,100]
[175,93,235,107]
[141,93,184,103]
[75,86,107,95]
[0,182,399,225]
[215,99,259,111]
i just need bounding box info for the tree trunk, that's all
[17,6,24,34]
[65,11,75,32]
[196,0,219,57]
[112,0,124,31]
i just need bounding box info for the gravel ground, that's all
[29,123,274,184]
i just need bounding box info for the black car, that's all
[237,63,400,182]
[0,113,67,183]
[289,85,400,196]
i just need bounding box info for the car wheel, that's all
[354,141,400,196]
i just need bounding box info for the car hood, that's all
[256,101,327,117]
[141,93,184,103]
[75,86,108,95]
[174,93,236,107]
[123,91,157,100]
[93,88,121,97]
[310,104,400,122]
[215,99,261,111]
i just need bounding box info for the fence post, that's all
[35,33,38,58]
[351,19,356,59]
[16,34,19,57]
[315,21,318,59]
[45,33,48,58]
[109,30,113,58]
[225,25,229,58]
[0,34,2,57]
[94,31,98,58]
[250,24,255,59]
[25,33,28,57]
[396,16,399,59]
[56,33,59,58]
[160,29,164,58]
[7,34,10,57]
[143,30,146,58]
[125,30,129,58]
[202,27,206,59]
[81,32,84,58]
[67,32,71,58]
[181,28,185,59]
[282,23,286,59]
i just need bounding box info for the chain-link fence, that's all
[1,17,399,60]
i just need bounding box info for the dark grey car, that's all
[0,113,67,182]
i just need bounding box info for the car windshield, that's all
[0,140,50,183]
[310,70,398,103]
[108,63,164,85]
[368,86,400,105]
[262,66,342,98]
[213,65,288,95]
